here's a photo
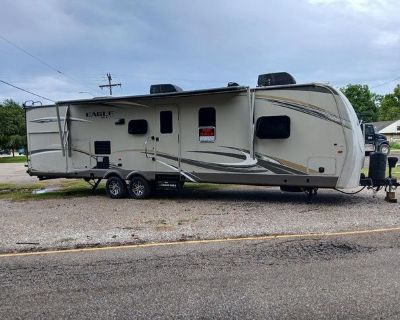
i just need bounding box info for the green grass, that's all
[390,141,400,150]
[0,180,105,201]
[0,180,220,202]
[184,182,226,191]
[0,156,27,163]
[0,182,44,192]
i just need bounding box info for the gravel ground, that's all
[0,160,399,253]
[0,185,399,253]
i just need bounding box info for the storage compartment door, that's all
[28,132,66,173]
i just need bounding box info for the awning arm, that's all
[248,89,256,159]
[55,103,65,156]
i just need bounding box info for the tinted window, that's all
[94,141,111,154]
[199,107,216,127]
[160,111,173,134]
[255,116,290,139]
[128,119,148,135]
[365,125,375,135]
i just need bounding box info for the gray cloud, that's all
[0,0,399,103]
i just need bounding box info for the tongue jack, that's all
[385,157,399,203]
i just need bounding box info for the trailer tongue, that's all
[359,153,399,202]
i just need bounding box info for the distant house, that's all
[372,120,400,142]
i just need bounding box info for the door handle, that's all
[156,137,159,142]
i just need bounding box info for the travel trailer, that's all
[25,72,368,200]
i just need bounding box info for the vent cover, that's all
[257,72,296,87]
[150,84,183,94]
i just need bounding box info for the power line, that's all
[371,76,400,89]
[0,79,55,102]
[0,34,98,95]
[0,35,62,74]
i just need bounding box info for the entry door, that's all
[154,105,180,173]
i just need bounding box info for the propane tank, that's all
[368,152,387,183]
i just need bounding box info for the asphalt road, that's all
[1,230,400,319]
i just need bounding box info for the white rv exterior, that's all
[25,82,365,198]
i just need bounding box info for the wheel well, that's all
[104,172,124,180]
[126,173,145,180]
[126,171,154,181]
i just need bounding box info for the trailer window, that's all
[128,119,148,135]
[160,111,173,134]
[94,141,111,154]
[255,116,290,139]
[199,107,216,127]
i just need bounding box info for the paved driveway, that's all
[0,162,36,184]
[1,230,400,319]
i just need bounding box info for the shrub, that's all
[389,141,400,149]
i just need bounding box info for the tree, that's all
[378,84,400,121]
[340,84,379,122]
[0,99,26,156]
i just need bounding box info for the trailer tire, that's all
[105,176,127,199]
[128,176,151,199]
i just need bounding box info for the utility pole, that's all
[99,73,121,95]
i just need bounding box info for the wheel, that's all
[105,176,127,199]
[379,144,390,155]
[128,176,151,199]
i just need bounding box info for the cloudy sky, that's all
[0,0,399,104]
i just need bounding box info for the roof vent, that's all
[150,84,183,94]
[257,72,296,87]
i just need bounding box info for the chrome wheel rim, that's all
[109,181,121,196]
[381,145,389,154]
[132,180,145,196]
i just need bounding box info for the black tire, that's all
[128,176,151,199]
[378,144,390,155]
[105,176,127,199]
